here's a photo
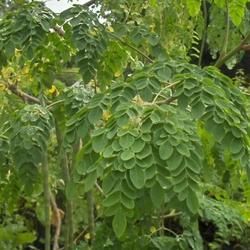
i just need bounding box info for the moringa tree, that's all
[0,1,250,249]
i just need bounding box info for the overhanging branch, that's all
[7,83,41,104]
[214,32,250,68]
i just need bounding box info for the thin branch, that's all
[108,32,153,63]
[156,96,177,105]
[95,182,105,196]
[152,211,182,219]
[162,226,179,237]
[199,0,208,66]
[46,100,64,110]
[150,226,179,237]
[152,81,180,104]
[7,83,41,104]
[214,32,250,68]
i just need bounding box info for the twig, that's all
[152,81,180,104]
[199,0,208,66]
[150,226,179,237]
[156,96,177,105]
[162,226,179,237]
[152,211,182,219]
[124,0,134,23]
[95,182,105,196]
[108,32,153,63]
[46,100,64,110]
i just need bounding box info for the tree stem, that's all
[87,191,95,241]
[42,154,51,250]
[50,193,62,250]
[215,0,230,65]
[199,0,208,66]
[54,120,73,250]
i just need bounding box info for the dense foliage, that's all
[0,0,250,249]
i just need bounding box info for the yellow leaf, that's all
[102,110,111,121]
[107,26,114,32]
[114,71,122,77]
[150,226,157,234]
[48,85,59,96]
[84,232,91,240]
[0,83,6,91]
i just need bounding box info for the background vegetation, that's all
[0,0,250,249]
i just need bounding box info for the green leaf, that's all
[121,194,135,209]
[103,145,114,158]
[178,94,189,109]
[152,236,178,250]
[191,101,205,119]
[103,191,121,207]
[164,123,177,134]
[112,140,121,151]
[136,144,152,159]
[156,67,172,81]
[176,143,190,157]
[150,111,161,123]
[129,167,145,189]
[120,150,135,161]
[117,114,129,127]
[92,134,108,153]
[168,151,183,171]
[103,174,118,194]
[150,182,165,208]
[186,190,199,214]
[88,107,102,124]
[185,0,201,16]
[121,180,138,199]
[159,141,174,160]
[229,0,247,26]
[112,210,127,238]
[230,138,242,154]
[123,158,136,169]
[131,139,145,153]
[119,133,135,148]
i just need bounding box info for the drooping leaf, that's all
[159,141,174,160]
[112,209,127,238]
[129,167,145,189]
[150,182,165,208]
